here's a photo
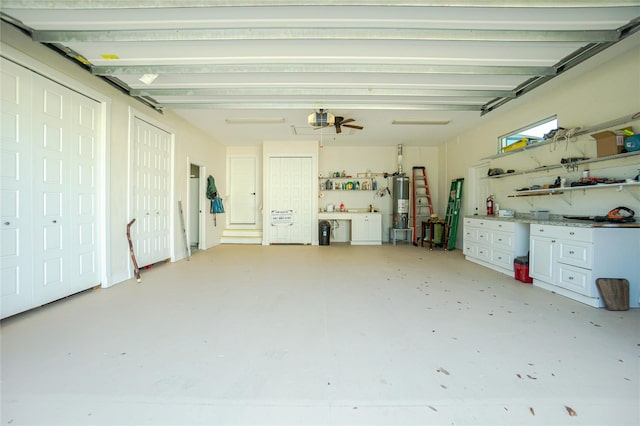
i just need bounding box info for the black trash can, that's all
[319,220,331,246]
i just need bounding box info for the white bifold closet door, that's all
[268,157,313,244]
[1,58,101,318]
[131,117,171,268]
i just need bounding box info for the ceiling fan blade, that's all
[341,118,355,125]
[343,124,363,130]
[335,125,342,134]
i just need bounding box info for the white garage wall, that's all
[1,22,226,286]
[442,33,640,226]
[319,145,440,241]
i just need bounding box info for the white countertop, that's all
[319,211,380,219]
[466,215,640,228]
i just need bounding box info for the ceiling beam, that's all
[153,102,484,111]
[4,1,640,8]
[33,27,619,43]
[130,87,516,98]
[93,63,555,76]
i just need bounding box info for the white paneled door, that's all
[1,58,101,318]
[1,58,34,317]
[268,157,313,244]
[229,157,257,225]
[131,117,171,268]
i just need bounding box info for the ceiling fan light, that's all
[308,111,335,127]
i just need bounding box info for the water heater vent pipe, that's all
[397,144,404,174]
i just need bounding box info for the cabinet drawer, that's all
[475,246,491,262]
[562,227,593,243]
[557,264,593,296]
[487,220,515,232]
[465,218,515,232]
[463,243,477,257]
[530,224,593,242]
[558,241,592,269]
[476,229,490,244]
[491,248,513,270]
[464,227,478,242]
[491,230,513,250]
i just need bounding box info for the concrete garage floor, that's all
[1,244,638,426]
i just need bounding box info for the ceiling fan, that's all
[333,116,364,134]
[308,109,363,134]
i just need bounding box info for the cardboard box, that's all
[591,127,632,157]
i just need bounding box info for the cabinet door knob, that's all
[569,250,575,254]
[52,220,57,223]
[4,221,10,225]
[551,239,556,243]
[568,276,574,280]
[569,231,575,235]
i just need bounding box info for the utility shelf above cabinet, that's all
[508,181,640,204]
[486,150,640,179]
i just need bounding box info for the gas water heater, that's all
[392,144,409,229]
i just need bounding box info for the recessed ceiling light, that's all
[225,118,286,124]
[391,120,451,125]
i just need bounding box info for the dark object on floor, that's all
[126,219,142,283]
[596,278,629,311]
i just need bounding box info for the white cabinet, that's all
[463,217,529,275]
[351,213,382,245]
[529,224,640,308]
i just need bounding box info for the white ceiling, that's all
[2,1,639,147]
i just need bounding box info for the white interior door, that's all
[131,117,171,268]
[189,177,199,245]
[1,58,34,317]
[32,73,68,304]
[268,157,313,244]
[229,157,257,225]
[1,58,102,318]
[468,162,490,216]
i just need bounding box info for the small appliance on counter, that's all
[498,209,515,218]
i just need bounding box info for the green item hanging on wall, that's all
[206,175,218,200]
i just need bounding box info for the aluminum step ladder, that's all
[444,178,464,251]
[412,166,434,245]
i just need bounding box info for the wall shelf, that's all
[482,111,640,160]
[508,181,640,204]
[485,150,640,179]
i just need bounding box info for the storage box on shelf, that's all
[529,224,640,308]
[483,113,640,202]
[463,217,530,276]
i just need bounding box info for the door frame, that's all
[0,45,111,288]
[187,159,206,251]
[228,155,259,227]
[128,107,176,270]
[468,161,491,216]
